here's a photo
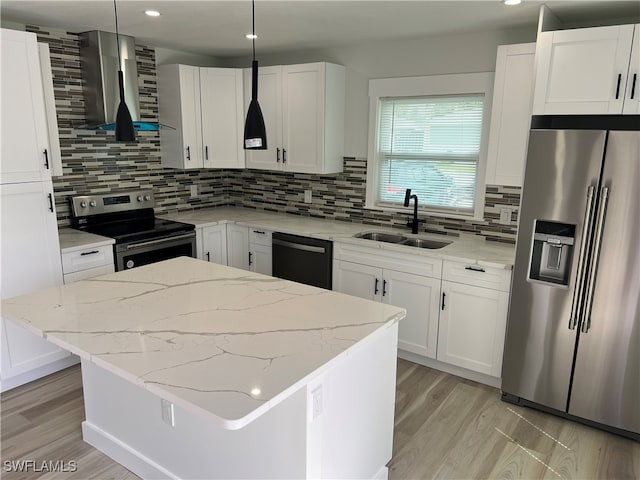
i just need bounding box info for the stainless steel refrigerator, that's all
[502,126,639,440]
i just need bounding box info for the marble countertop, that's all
[58,227,114,254]
[1,257,405,430]
[160,207,515,269]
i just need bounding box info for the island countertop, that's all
[1,257,405,430]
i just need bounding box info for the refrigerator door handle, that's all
[569,185,596,330]
[581,186,610,333]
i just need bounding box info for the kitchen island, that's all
[1,257,405,479]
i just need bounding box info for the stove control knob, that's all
[137,195,143,202]
[89,200,97,207]
[144,195,151,201]
[80,201,87,208]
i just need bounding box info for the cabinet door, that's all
[226,225,250,270]
[485,43,535,187]
[383,269,441,359]
[1,181,67,379]
[244,66,282,170]
[333,260,382,302]
[623,25,640,114]
[437,281,509,377]
[249,243,272,276]
[200,68,245,169]
[533,25,635,115]
[38,43,62,178]
[201,225,228,265]
[178,65,203,168]
[282,63,323,173]
[1,29,51,184]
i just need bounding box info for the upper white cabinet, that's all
[485,43,535,187]
[38,43,63,177]
[1,29,52,184]
[158,64,245,170]
[245,62,345,174]
[533,24,639,115]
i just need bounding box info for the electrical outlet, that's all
[499,207,512,225]
[190,185,198,198]
[311,385,323,419]
[161,399,175,426]
[304,190,312,204]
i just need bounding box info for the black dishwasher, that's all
[272,232,333,289]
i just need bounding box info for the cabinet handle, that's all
[276,148,281,163]
[615,73,622,99]
[43,149,50,169]
[47,193,54,212]
[374,278,379,295]
[282,148,287,164]
[205,145,209,161]
[80,250,99,256]
[249,251,253,266]
[441,292,446,311]
[206,252,210,261]
[253,230,265,235]
[186,146,191,161]
[465,266,485,273]
[631,73,637,100]
[382,279,387,297]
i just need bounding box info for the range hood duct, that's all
[79,30,158,131]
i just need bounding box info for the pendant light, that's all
[243,0,267,149]
[113,0,136,142]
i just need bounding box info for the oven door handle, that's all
[125,232,195,250]
[272,238,326,254]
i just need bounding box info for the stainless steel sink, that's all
[401,238,451,249]
[354,231,408,243]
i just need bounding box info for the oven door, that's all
[115,232,196,271]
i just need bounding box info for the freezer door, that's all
[502,130,606,412]
[569,131,640,435]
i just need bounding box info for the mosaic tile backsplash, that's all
[30,25,520,243]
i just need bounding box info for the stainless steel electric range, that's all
[70,190,196,271]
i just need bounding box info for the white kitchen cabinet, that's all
[226,224,250,270]
[244,62,345,174]
[197,224,228,265]
[485,43,535,187]
[158,64,244,170]
[38,42,63,177]
[0,182,75,392]
[436,261,510,378]
[249,228,272,276]
[333,245,441,359]
[61,244,115,284]
[533,24,639,115]
[1,29,52,184]
[624,26,640,114]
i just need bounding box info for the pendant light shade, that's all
[244,0,267,150]
[113,0,135,142]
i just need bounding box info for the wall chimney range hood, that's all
[79,30,159,132]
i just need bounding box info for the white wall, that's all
[227,26,536,157]
[155,47,224,67]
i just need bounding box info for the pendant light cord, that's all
[114,0,122,68]
[252,0,256,61]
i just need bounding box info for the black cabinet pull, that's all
[374,278,379,295]
[441,292,446,311]
[248,251,253,266]
[631,73,637,100]
[282,148,287,163]
[276,148,281,163]
[186,146,191,161]
[206,252,210,261]
[382,279,387,297]
[47,193,54,212]
[615,73,622,99]
[253,230,266,235]
[43,149,49,169]
[80,250,99,256]
[205,145,209,161]
[465,266,486,273]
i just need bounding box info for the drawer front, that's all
[62,245,114,274]
[442,260,512,292]
[249,228,272,246]
[63,264,115,284]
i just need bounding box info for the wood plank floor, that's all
[2,360,638,479]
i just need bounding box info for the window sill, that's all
[363,203,484,222]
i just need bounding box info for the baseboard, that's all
[372,465,389,480]
[82,421,178,480]
[397,350,501,388]
[0,355,80,392]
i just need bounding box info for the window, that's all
[367,73,494,219]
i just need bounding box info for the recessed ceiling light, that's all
[145,10,160,17]
[503,0,522,5]
[245,33,258,40]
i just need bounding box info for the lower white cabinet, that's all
[197,224,228,265]
[226,224,250,270]
[61,244,114,284]
[436,261,510,378]
[249,228,272,276]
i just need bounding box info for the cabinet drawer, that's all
[442,260,511,292]
[61,245,114,274]
[64,264,115,284]
[249,228,272,246]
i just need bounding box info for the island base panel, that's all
[80,323,398,479]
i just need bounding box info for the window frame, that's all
[366,72,494,220]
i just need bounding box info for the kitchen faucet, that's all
[404,188,420,234]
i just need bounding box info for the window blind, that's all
[376,94,484,215]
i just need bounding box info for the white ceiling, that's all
[2,1,639,58]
